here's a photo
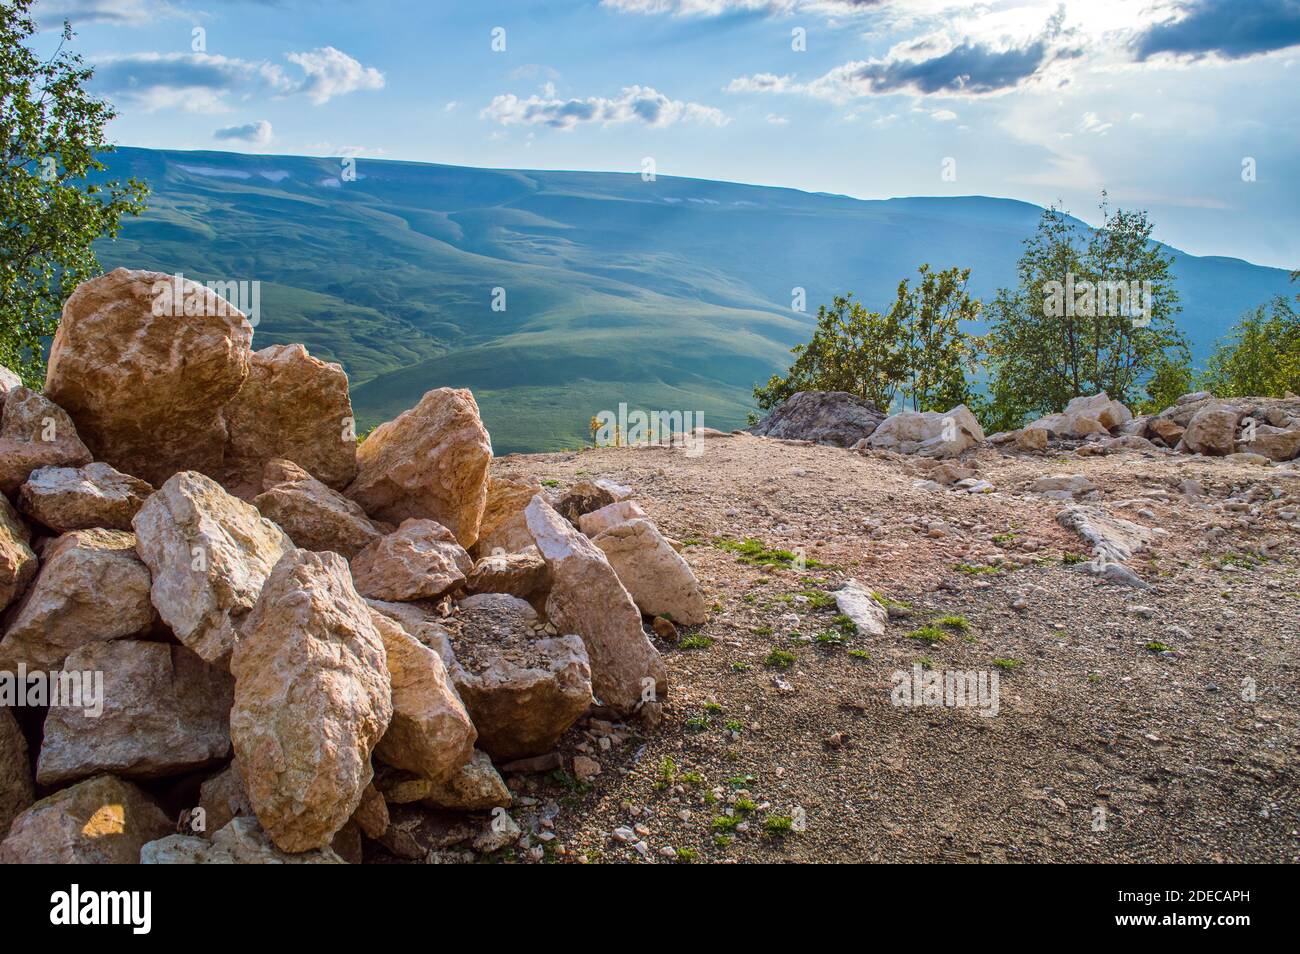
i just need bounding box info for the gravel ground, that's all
[400,434,1300,863]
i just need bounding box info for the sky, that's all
[26,0,1300,269]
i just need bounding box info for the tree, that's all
[1201,296,1300,398]
[894,264,980,412]
[984,195,1186,426]
[1,0,148,384]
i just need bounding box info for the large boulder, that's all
[132,471,293,666]
[749,391,885,447]
[524,496,666,715]
[221,344,358,498]
[349,518,471,602]
[591,518,707,625]
[0,495,37,613]
[475,475,544,558]
[1180,404,1243,456]
[866,404,984,457]
[1239,423,1300,462]
[18,462,153,532]
[0,387,93,494]
[252,459,386,558]
[142,816,346,864]
[44,268,254,486]
[447,593,592,760]
[0,774,172,864]
[0,529,154,672]
[229,549,391,853]
[345,387,491,549]
[1026,392,1131,439]
[367,607,476,781]
[0,707,34,839]
[37,641,233,786]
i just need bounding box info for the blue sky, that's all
[28,0,1300,269]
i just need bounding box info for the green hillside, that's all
[93,147,1296,454]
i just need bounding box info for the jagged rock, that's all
[0,495,36,613]
[867,404,984,457]
[365,598,454,659]
[1057,505,1165,563]
[346,387,492,548]
[1076,558,1150,589]
[198,761,253,835]
[0,529,154,672]
[1,707,34,839]
[1148,417,1184,446]
[447,593,592,760]
[222,344,358,498]
[555,481,616,525]
[474,475,543,558]
[37,641,233,786]
[465,546,548,599]
[1030,474,1095,500]
[353,783,389,839]
[44,268,253,486]
[0,386,93,494]
[525,496,666,715]
[367,607,476,781]
[133,471,293,666]
[592,518,707,626]
[749,391,885,447]
[0,774,171,864]
[252,459,385,558]
[230,549,392,853]
[1013,427,1049,451]
[350,518,471,602]
[421,749,512,811]
[1026,393,1131,439]
[1180,404,1243,456]
[142,817,346,864]
[834,580,888,637]
[17,462,152,532]
[579,500,647,537]
[1240,424,1300,462]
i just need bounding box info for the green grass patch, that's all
[678,634,714,650]
[992,658,1021,670]
[934,615,970,634]
[714,537,829,569]
[764,648,796,669]
[764,816,795,838]
[907,625,950,645]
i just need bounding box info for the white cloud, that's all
[482,85,728,129]
[930,108,957,120]
[1079,110,1112,134]
[766,113,790,124]
[285,47,385,105]
[213,120,273,145]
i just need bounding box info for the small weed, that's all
[1145,641,1173,653]
[934,615,970,634]
[678,634,714,650]
[907,625,950,645]
[684,715,710,733]
[540,479,561,489]
[764,816,795,838]
[992,657,1021,670]
[711,814,741,832]
[764,647,796,669]
[848,648,870,660]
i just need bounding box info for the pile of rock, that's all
[0,268,702,863]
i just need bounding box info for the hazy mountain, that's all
[93,147,1295,453]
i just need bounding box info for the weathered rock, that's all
[867,404,984,457]
[44,268,254,486]
[222,344,358,498]
[198,761,252,835]
[346,387,491,548]
[365,598,455,659]
[132,471,293,665]
[0,707,34,839]
[0,364,21,395]
[1013,427,1049,451]
[17,462,153,532]
[1224,451,1270,466]
[592,518,707,626]
[465,546,548,599]
[749,391,885,447]
[1240,424,1300,462]
[376,805,475,860]
[252,459,385,558]
[37,641,233,786]
[1057,505,1165,564]
[1148,417,1185,447]
[834,580,888,637]
[0,774,171,864]
[421,749,512,811]
[142,817,346,864]
[579,500,647,537]
[367,607,476,781]
[0,387,93,494]
[1179,404,1243,456]
[525,496,665,715]
[474,475,543,558]
[0,495,36,613]
[1030,474,1096,500]
[447,593,592,760]
[350,518,471,602]
[0,529,154,672]
[1026,392,1131,439]
[353,783,389,839]
[555,480,617,525]
[230,549,391,853]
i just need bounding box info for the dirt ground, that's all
[413,433,1299,863]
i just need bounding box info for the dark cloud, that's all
[851,37,1054,94]
[1133,0,1300,60]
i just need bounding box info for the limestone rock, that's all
[447,593,592,760]
[0,774,171,864]
[346,387,491,548]
[37,641,233,786]
[142,817,346,864]
[367,607,476,781]
[230,549,392,853]
[18,462,153,532]
[474,475,543,558]
[1240,424,1300,462]
[366,598,455,660]
[749,391,885,447]
[252,459,385,558]
[1148,417,1184,447]
[1030,474,1096,500]
[0,529,154,672]
[465,545,549,599]
[1026,393,1131,439]
[525,496,666,715]
[132,471,293,666]
[867,404,984,458]
[1057,505,1165,564]
[44,268,253,486]
[1179,404,1242,456]
[834,580,888,637]
[222,344,358,498]
[0,495,36,613]
[579,500,647,537]
[0,387,93,494]
[592,518,707,626]
[350,518,471,602]
[422,750,512,811]
[1,707,34,839]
